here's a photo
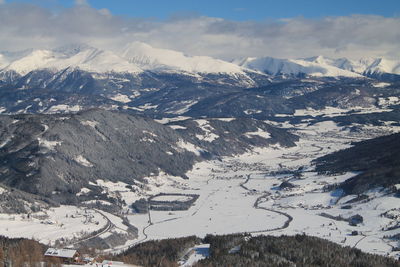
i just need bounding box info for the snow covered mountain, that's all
[236,55,400,78]
[235,56,363,78]
[2,45,143,75]
[0,42,252,77]
[2,42,399,80]
[121,41,246,75]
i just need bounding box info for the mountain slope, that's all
[0,110,298,210]
[315,133,400,194]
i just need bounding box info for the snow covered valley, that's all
[1,118,399,262]
[125,121,400,259]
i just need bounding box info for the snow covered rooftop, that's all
[44,248,77,258]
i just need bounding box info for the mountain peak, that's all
[53,43,96,56]
[2,46,143,75]
[120,41,246,74]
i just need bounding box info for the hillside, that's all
[114,234,400,267]
[315,133,400,194]
[0,109,298,212]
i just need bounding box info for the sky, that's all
[0,0,399,60]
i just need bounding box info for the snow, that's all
[121,42,246,74]
[0,137,12,149]
[194,120,219,142]
[176,140,203,156]
[180,244,210,267]
[236,56,362,78]
[379,97,400,107]
[38,138,62,150]
[2,45,399,79]
[124,120,400,259]
[215,118,236,122]
[92,179,144,206]
[46,104,81,113]
[244,109,262,115]
[244,128,271,139]
[166,100,198,115]
[373,82,391,88]
[364,58,400,75]
[0,187,6,194]
[74,155,93,167]
[0,107,6,113]
[4,47,143,75]
[80,120,99,128]
[236,55,400,77]
[109,93,131,103]
[1,111,400,259]
[288,106,393,118]
[169,125,187,130]
[137,103,158,110]
[0,206,107,245]
[151,195,193,202]
[76,187,91,196]
[155,116,191,124]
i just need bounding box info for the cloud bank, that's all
[0,3,399,60]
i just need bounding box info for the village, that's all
[43,247,135,266]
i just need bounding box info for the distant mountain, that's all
[234,56,363,78]
[0,43,399,119]
[1,46,143,75]
[236,55,400,79]
[121,42,247,75]
[0,42,256,79]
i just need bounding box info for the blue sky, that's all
[5,0,400,20]
[1,0,399,59]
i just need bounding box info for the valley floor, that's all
[125,120,400,259]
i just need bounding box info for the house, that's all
[44,248,80,264]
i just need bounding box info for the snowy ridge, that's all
[121,41,246,74]
[0,42,254,78]
[235,56,362,78]
[363,58,400,75]
[236,55,400,77]
[1,43,399,79]
[2,47,143,75]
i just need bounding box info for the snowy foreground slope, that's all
[0,112,399,260]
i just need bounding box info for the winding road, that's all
[70,209,113,246]
[239,174,293,234]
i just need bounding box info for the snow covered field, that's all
[127,120,400,259]
[0,206,107,245]
[0,119,399,261]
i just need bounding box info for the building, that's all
[101,260,126,266]
[44,248,80,264]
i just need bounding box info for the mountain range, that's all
[0,42,399,120]
[235,55,400,78]
[1,42,399,80]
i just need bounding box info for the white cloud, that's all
[0,3,398,61]
[0,0,5,5]
[75,0,88,6]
